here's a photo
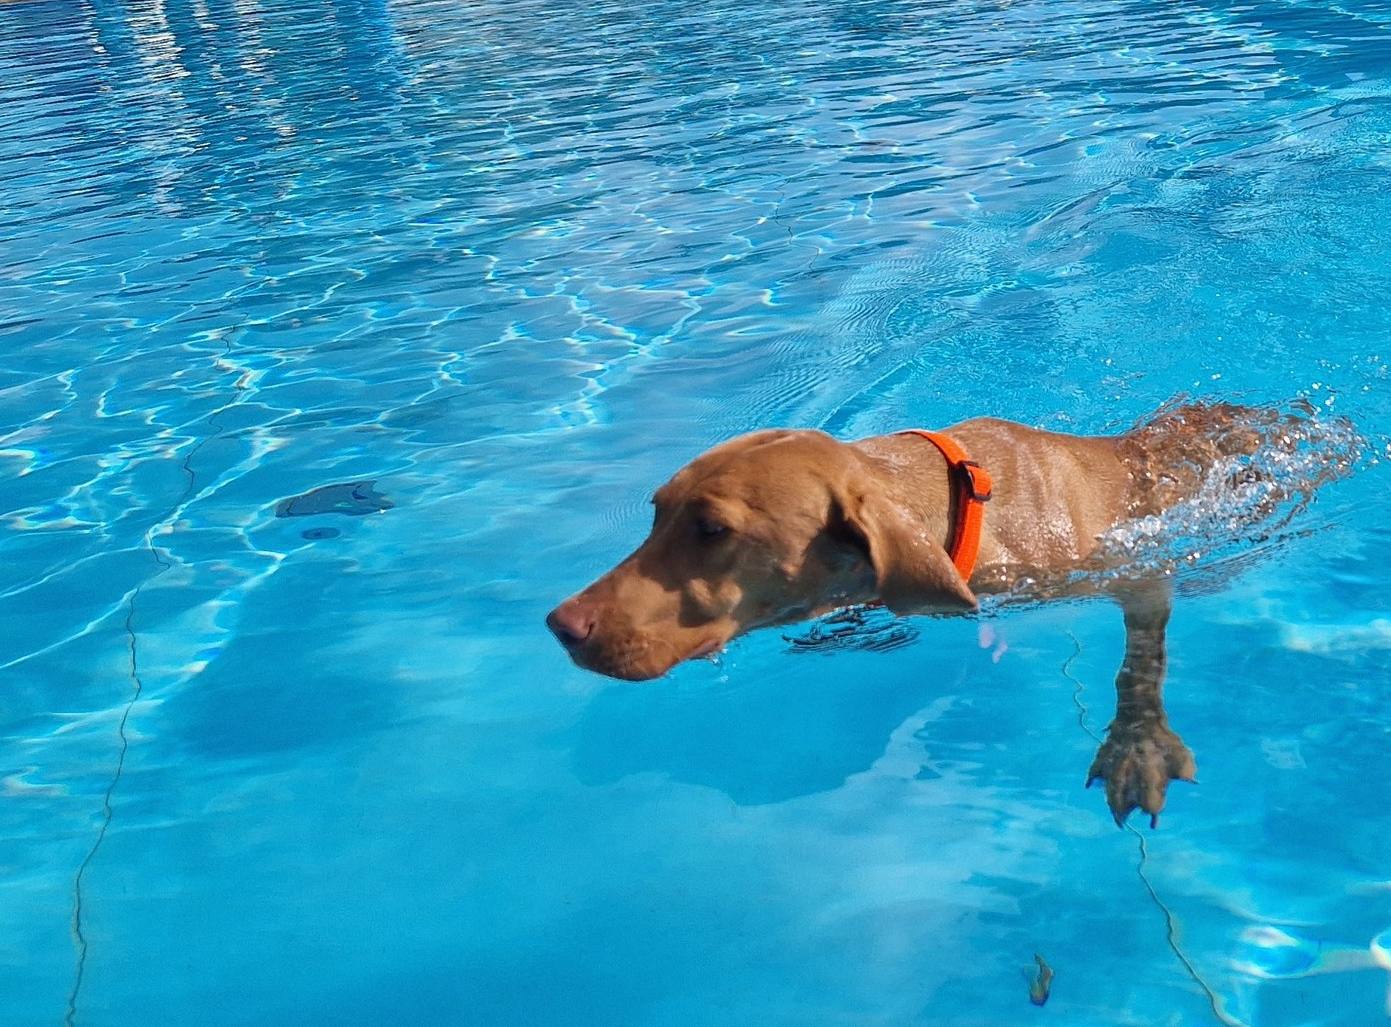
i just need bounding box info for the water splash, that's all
[1089,401,1368,589]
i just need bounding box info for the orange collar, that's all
[898,429,993,580]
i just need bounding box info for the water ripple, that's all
[5,0,1391,1023]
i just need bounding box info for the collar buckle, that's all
[957,461,993,502]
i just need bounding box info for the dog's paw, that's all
[1086,718,1196,828]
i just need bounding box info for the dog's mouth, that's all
[565,632,730,681]
[688,637,724,660]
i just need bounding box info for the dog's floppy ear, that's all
[834,486,977,615]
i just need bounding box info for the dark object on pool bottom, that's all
[1028,953,1054,1006]
[301,527,342,540]
[275,481,394,518]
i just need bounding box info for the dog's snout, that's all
[546,600,595,650]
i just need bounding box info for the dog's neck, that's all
[852,435,960,556]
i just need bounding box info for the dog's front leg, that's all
[1086,583,1197,827]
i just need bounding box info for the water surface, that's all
[2,0,1391,1024]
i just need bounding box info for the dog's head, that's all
[546,429,975,679]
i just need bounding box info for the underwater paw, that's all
[1086,719,1196,827]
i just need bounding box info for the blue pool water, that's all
[3,0,1391,1023]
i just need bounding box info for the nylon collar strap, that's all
[897,429,993,581]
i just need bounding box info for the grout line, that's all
[1062,632,1103,744]
[1124,823,1243,1027]
[65,339,237,1026]
[65,533,165,1027]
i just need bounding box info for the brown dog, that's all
[547,402,1340,825]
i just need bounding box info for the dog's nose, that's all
[546,601,595,649]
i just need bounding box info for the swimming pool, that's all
[3,0,1390,1022]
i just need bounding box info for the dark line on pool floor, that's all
[1124,824,1237,1026]
[1062,632,1238,1027]
[66,367,233,1025]
[65,554,161,1027]
[1062,633,1102,744]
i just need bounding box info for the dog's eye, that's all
[695,516,729,539]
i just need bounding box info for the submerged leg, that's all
[1086,582,1197,827]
